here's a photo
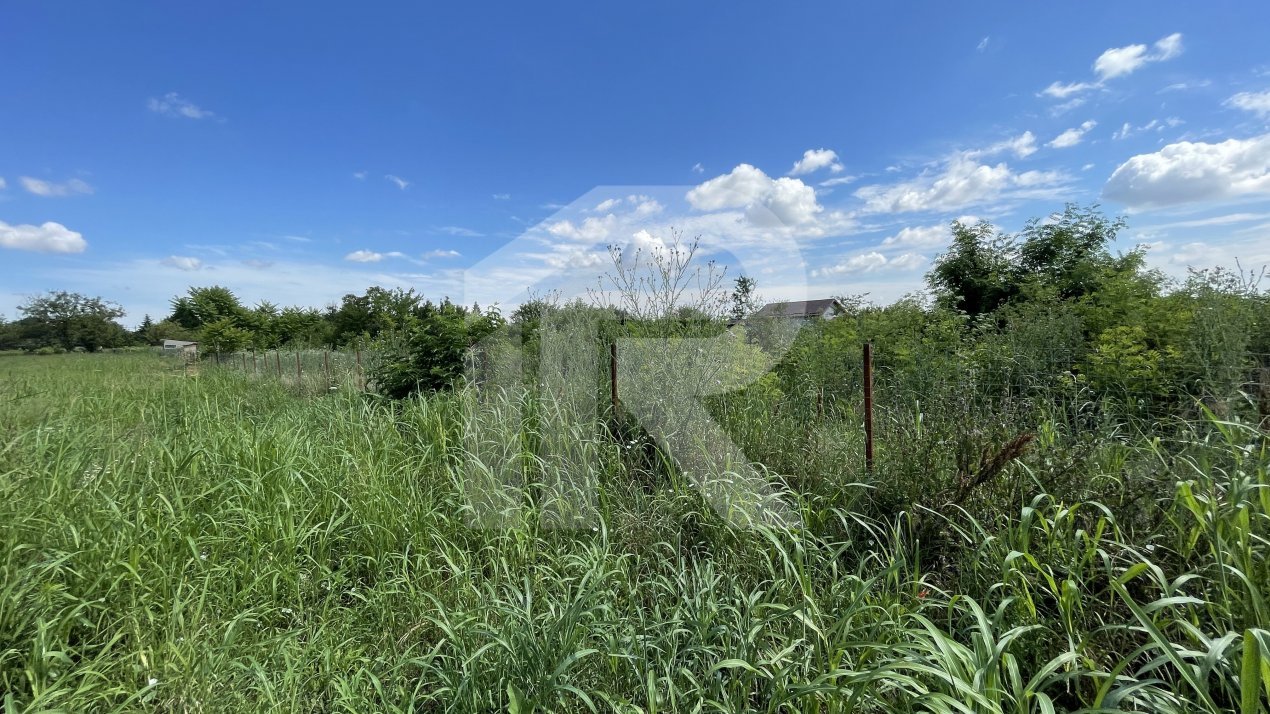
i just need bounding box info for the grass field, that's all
[1,351,1268,712]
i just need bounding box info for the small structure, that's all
[752,298,846,321]
[162,339,199,358]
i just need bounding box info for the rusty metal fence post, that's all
[863,342,874,475]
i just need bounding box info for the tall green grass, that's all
[0,352,1266,712]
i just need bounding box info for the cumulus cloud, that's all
[813,250,926,277]
[147,92,217,120]
[881,224,951,248]
[161,256,203,271]
[0,220,87,253]
[1103,133,1270,210]
[1048,120,1097,148]
[1226,90,1270,119]
[1040,32,1183,100]
[19,176,94,197]
[789,148,844,176]
[546,214,618,243]
[854,156,1067,214]
[687,164,823,226]
[344,249,406,262]
[385,175,410,191]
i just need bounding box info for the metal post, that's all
[610,341,619,418]
[242,352,247,371]
[324,350,331,387]
[296,352,302,389]
[355,348,363,391]
[275,351,282,379]
[863,342,874,475]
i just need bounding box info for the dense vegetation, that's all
[2,205,1269,711]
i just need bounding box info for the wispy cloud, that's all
[352,171,367,180]
[147,92,217,120]
[344,249,406,263]
[691,162,705,174]
[1048,120,1097,148]
[976,36,990,52]
[160,255,203,271]
[437,226,482,237]
[385,175,410,190]
[1040,32,1183,100]
[492,193,511,200]
[19,176,94,197]
[424,248,462,259]
[1226,90,1270,119]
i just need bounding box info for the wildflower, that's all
[148,677,159,687]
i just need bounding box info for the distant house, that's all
[162,339,198,357]
[751,299,846,321]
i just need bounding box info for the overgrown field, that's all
[2,351,1268,712]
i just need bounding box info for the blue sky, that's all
[2,3,1270,326]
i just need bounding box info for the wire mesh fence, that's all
[195,349,367,394]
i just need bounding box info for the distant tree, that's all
[927,219,1019,318]
[16,291,129,351]
[729,275,759,322]
[199,318,251,355]
[168,286,248,329]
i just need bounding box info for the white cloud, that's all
[424,248,462,258]
[492,193,511,200]
[1159,79,1211,93]
[814,250,926,277]
[1226,90,1270,119]
[594,198,621,212]
[1041,33,1183,100]
[967,131,1037,159]
[352,171,367,180]
[437,226,482,237]
[819,175,858,187]
[1112,117,1183,140]
[19,176,94,197]
[1104,133,1270,210]
[1041,81,1098,99]
[977,36,990,52]
[0,177,6,190]
[147,92,216,120]
[344,249,406,263]
[385,175,410,190]
[881,224,950,248]
[1048,120,1097,148]
[161,255,203,271]
[0,220,87,253]
[1094,32,1183,81]
[854,156,1067,214]
[546,214,618,243]
[691,162,705,174]
[789,148,844,176]
[687,164,823,226]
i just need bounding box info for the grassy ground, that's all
[1,352,1267,712]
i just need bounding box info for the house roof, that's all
[752,299,843,319]
[163,339,198,348]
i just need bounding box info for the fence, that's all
[200,349,367,393]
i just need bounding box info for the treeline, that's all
[0,285,503,357]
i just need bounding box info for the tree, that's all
[199,318,251,355]
[728,275,759,322]
[16,291,129,351]
[168,286,248,330]
[927,219,1019,319]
